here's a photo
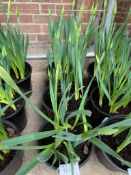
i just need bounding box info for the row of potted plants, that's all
[87,1,131,127]
[0,0,32,132]
[0,0,130,175]
[0,64,131,175]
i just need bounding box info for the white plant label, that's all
[128,168,131,175]
[58,163,80,175]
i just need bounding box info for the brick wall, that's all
[116,0,131,34]
[0,0,130,55]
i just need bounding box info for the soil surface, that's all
[43,88,84,112]
[92,89,131,115]
[0,125,17,172]
[102,130,131,170]
[38,121,92,168]
[11,63,30,83]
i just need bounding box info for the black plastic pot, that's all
[3,99,27,132]
[41,87,54,117]
[41,87,86,117]
[79,143,94,168]
[96,116,128,174]
[89,87,127,127]
[16,61,32,97]
[38,122,94,169]
[87,61,97,92]
[1,121,23,175]
[87,62,95,80]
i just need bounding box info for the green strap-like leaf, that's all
[15,157,39,175]
[90,137,131,168]
[0,130,62,146]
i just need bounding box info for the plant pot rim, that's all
[16,61,32,85]
[0,121,22,174]
[99,116,128,174]
[99,145,128,174]
[38,122,94,169]
[3,99,25,120]
[90,87,126,118]
[42,87,70,114]
[42,87,82,115]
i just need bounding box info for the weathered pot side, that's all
[3,100,27,132]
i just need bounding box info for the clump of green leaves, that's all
[0,82,16,111]
[0,55,16,110]
[0,0,29,80]
[0,25,29,80]
[47,4,97,100]
[94,0,131,113]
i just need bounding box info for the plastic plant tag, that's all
[58,163,80,175]
[128,168,131,175]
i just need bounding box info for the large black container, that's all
[89,87,127,127]
[41,87,88,118]
[3,99,27,132]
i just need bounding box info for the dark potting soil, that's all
[68,97,82,112]
[39,121,92,167]
[102,130,131,170]
[117,103,131,114]
[99,100,131,115]
[83,77,90,87]
[44,90,82,112]
[92,89,131,115]
[0,125,17,172]
[10,63,30,83]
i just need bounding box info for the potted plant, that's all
[0,55,27,131]
[38,83,94,169]
[39,53,95,168]
[97,113,131,174]
[42,4,97,116]
[87,1,131,127]
[0,104,23,175]
[87,0,128,92]
[89,26,131,127]
[0,0,32,95]
[0,62,94,174]
[0,65,131,175]
[0,82,27,132]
